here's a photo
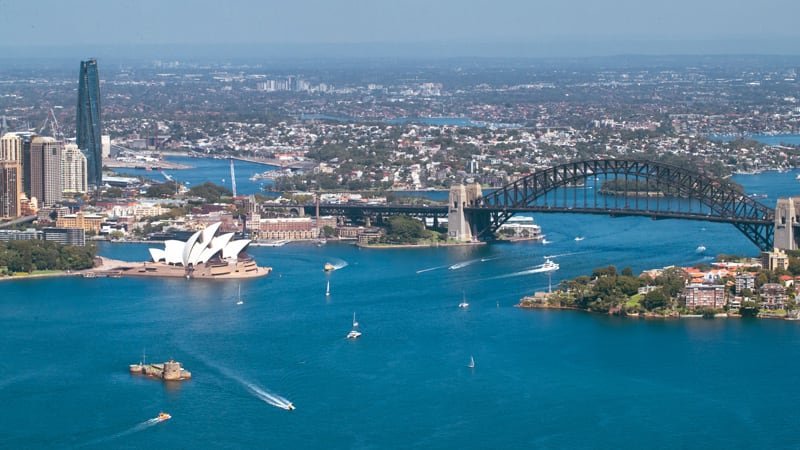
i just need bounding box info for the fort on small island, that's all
[129,358,192,381]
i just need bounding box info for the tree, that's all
[592,266,618,278]
[642,288,670,311]
[739,300,760,318]
[321,226,335,238]
[188,181,232,203]
[381,215,430,244]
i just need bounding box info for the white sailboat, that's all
[325,280,330,296]
[468,356,475,369]
[236,284,243,305]
[352,312,359,328]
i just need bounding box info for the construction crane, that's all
[37,108,63,141]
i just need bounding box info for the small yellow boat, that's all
[157,412,172,421]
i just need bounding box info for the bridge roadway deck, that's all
[264,203,772,226]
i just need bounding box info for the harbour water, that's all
[2,167,800,448]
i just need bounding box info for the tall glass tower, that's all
[76,58,102,188]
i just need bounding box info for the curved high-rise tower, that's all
[76,59,102,188]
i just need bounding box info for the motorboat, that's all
[346,329,362,339]
[324,262,335,272]
[157,412,171,421]
[696,245,707,253]
[458,291,469,308]
[574,236,585,241]
[286,403,296,411]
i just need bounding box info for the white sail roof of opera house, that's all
[148,222,251,266]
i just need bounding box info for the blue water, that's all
[113,156,275,195]
[2,168,800,448]
[710,133,800,146]
[299,114,521,128]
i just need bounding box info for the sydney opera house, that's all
[128,222,271,279]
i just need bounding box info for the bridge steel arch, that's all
[470,159,775,251]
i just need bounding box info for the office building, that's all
[0,133,22,218]
[62,143,87,194]
[0,161,20,218]
[43,227,86,246]
[30,136,63,206]
[76,58,103,187]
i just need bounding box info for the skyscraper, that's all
[30,136,63,207]
[76,58,102,188]
[62,143,87,194]
[0,133,23,218]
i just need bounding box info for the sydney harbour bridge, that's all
[280,159,799,252]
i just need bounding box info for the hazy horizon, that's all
[2,0,799,59]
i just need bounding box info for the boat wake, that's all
[488,263,559,280]
[76,417,165,448]
[193,355,294,411]
[448,258,483,270]
[416,264,450,274]
[330,260,348,270]
[242,381,295,410]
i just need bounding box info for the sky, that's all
[1,0,799,57]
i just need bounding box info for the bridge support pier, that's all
[448,182,484,241]
[774,197,800,250]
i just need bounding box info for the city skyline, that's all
[1,0,799,58]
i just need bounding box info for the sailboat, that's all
[347,312,361,339]
[236,284,243,305]
[468,356,475,369]
[325,280,330,297]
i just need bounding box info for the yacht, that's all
[541,258,559,272]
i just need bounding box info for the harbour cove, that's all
[4,170,800,448]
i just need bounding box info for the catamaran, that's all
[347,312,361,339]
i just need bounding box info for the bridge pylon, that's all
[774,197,800,250]
[448,182,487,241]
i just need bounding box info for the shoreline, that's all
[517,296,799,321]
[357,241,486,249]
